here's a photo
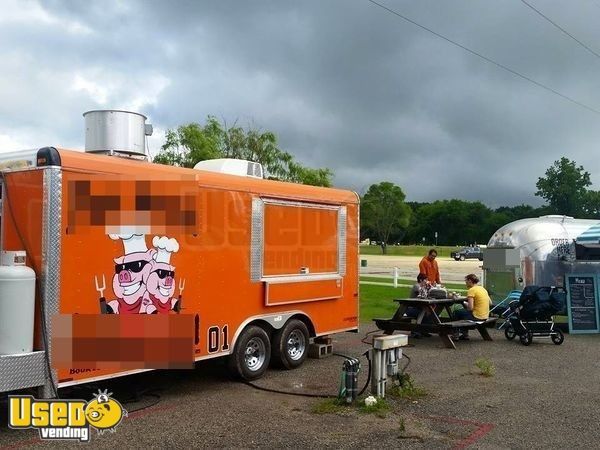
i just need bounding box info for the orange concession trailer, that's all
[0,146,359,397]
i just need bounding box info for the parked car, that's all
[451,246,483,261]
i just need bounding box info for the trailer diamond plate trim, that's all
[0,351,46,392]
[338,206,347,276]
[41,167,62,396]
[250,197,264,281]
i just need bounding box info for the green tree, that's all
[583,190,600,217]
[494,204,540,223]
[400,199,557,246]
[410,200,495,246]
[153,116,333,187]
[361,182,411,254]
[535,157,592,217]
[401,200,552,246]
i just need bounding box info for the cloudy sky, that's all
[2,0,600,207]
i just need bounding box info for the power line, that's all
[520,0,600,61]
[365,0,600,117]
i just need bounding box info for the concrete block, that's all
[308,343,333,359]
[314,336,332,345]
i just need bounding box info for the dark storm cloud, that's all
[2,0,600,207]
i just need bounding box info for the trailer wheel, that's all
[228,326,271,380]
[459,255,465,261]
[272,319,309,370]
[504,326,516,340]
[551,329,564,345]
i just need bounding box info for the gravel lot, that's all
[1,324,599,449]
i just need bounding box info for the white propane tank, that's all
[0,262,36,355]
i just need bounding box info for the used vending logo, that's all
[8,389,127,442]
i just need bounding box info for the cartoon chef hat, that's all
[152,236,179,264]
[109,233,148,255]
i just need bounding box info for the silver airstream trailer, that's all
[483,215,600,301]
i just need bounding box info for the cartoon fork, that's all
[95,274,109,314]
[174,278,185,313]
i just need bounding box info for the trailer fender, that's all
[230,311,314,351]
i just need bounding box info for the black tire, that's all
[459,255,465,261]
[228,325,271,380]
[504,326,517,340]
[551,329,564,345]
[478,257,483,261]
[520,331,533,346]
[272,319,310,369]
[454,257,460,261]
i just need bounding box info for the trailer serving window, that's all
[251,198,347,280]
[263,202,338,276]
[251,198,347,305]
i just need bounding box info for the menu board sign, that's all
[566,275,600,334]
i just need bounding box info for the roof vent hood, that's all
[83,110,152,159]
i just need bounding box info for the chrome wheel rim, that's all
[286,330,306,361]
[245,337,266,371]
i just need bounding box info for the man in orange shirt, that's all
[419,249,441,285]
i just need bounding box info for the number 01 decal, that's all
[207,325,230,353]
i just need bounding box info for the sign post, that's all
[434,231,438,246]
[566,274,600,334]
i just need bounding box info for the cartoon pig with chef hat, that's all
[108,233,155,314]
[146,236,179,314]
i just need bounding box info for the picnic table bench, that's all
[373,298,497,349]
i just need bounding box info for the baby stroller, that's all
[502,285,566,346]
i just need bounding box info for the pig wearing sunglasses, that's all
[108,234,155,314]
[145,236,179,314]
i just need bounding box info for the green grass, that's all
[359,280,471,322]
[390,374,428,401]
[359,283,464,322]
[312,397,391,418]
[360,245,457,257]
[474,358,496,377]
[312,398,347,414]
[359,397,391,418]
[360,284,410,322]
[399,418,406,433]
[360,278,476,322]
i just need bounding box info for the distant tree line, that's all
[361,157,600,252]
[397,201,545,246]
[360,188,547,250]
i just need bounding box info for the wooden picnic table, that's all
[373,297,497,349]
